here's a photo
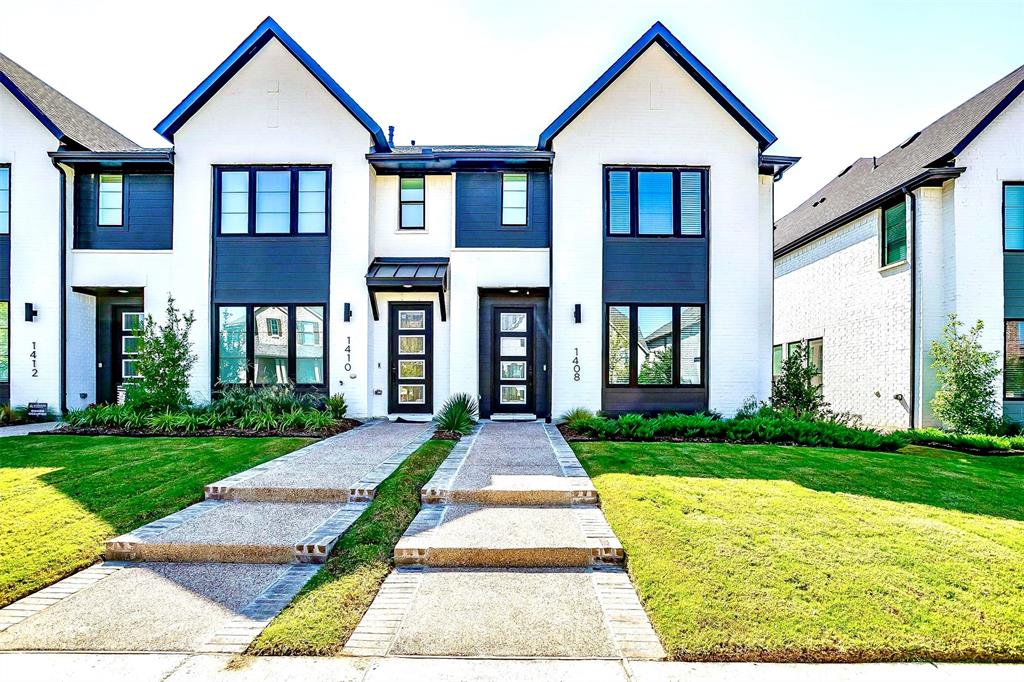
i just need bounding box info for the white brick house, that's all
[1,17,794,419]
[774,64,1024,429]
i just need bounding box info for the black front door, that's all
[492,307,534,414]
[389,303,433,414]
[112,305,144,402]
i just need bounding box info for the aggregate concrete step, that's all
[105,500,367,564]
[439,473,599,505]
[394,504,623,567]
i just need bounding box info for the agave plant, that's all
[436,393,478,435]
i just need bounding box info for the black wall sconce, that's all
[24,303,38,322]
[343,302,352,322]
[573,304,582,324]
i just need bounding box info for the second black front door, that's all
[389,303,433,414]
[492,307,534,414]
[112,305,144,403]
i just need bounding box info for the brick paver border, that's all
[420,423,483,503]
[342,567,424,656]
[592,567,666,660]
[349,422,436,502]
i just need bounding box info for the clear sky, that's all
[2,0,1021,215]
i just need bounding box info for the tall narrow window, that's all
[217,307,248,385]
[772,344,783,381]
[607,305,631,385]
[296,305,324,385]
[679,306,703,385]
[1006,320,1024,399]
[254,306,289,384]
[0,167,9,234]
[297,170,327,233]
[679,171,703,236]
[637,307,673,384]
[501,173,528,226]
[220,171,249,234]
[400,176,425,229]
[0,301,8,382]
[637,172,673,235]
[1004,184,1024,251]
[98,174,123,226]
[607,170,631,235]
[808,338,823,390]
[882,201,907,265]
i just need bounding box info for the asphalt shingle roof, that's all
[775,63,1024,255]
[0,51,140,152]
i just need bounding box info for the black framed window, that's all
[399,176,425,229]
[215,166,330,235]
[606,304,704,387]
[0,165,9,235]
[501,173,528,226]
[1004,183,1024,251]
[1005,320,1024,399]
[881,200,907,265]
[215,303,326,387]
[605,167,707,237]
[98,174,124,227]
[772,344,783,381]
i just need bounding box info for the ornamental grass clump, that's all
[436,393,478,435]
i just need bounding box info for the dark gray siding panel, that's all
[213,236,330,303]
[1004,253,1024,318]
[0,235,9,299]
[74,173,173,250]
[602,387,707,416]
[603,239,708,302]
[455,171,550,248]
[478,292,550,419]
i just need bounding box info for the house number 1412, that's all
[30,342,39,377]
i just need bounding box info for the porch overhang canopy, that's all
[366,257,449,321]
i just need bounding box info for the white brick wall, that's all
[549,43,768,417]
[65,291,96,408]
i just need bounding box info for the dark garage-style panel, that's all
[213,236,330,303]
[456,171,550,248]
[74,173,173,250]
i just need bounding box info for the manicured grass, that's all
[0,435,313,607]
[249,439,455,656]
[574,441,1024,662]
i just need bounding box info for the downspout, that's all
[904,187,917,429]
[50,157,68,414]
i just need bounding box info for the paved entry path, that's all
[346,421,665,660]
[0,420,433,654]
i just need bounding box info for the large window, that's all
[215,166,329,235]
[215,304,326,387]
[501,173,528,226]
[0,166,9,234]
[605,167,706,237]
[1006,320,1024,399]
[775,338,823,392]
[1005,183,1024,251]
[606,304,703,387]
[399,176,425,229]
[98,174,123,227]
[881,200,907,266]
[0,302,8,383]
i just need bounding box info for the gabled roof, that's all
[155,17,389,152]
[0,51,139,152]
[775,63,1024,257]
[537,21,777,151]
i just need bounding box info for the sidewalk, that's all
[1,652,1020,682]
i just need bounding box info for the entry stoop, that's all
[394,504,623,567]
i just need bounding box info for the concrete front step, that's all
[436,475,599,506]
[395,504,623,567]
[106,500,367,564]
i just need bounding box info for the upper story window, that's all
[501,173,528,226]
[400,176,425,229]
[881,200,907,266]
[0,166,9,234]
[98,174,124,227]
[215,166,329,236]
[605,167,706,237]
[1004,183,1024,251]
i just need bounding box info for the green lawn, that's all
[573,441,1024,662]
[0,435,313,607]
[250,439,455,656]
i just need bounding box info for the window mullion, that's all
[629,305,639,386]
[672,305,680,386]
[672,171,681,237]
[247,171,256,235]
[246,305,255,384]
[290,170,299,235]
[288,304,297,383]
[630,170,639,237]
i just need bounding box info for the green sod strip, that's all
[249,439,455,656]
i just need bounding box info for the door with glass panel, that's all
[113,306,144,402]
[389,303,433,414]
[493,308,534,414]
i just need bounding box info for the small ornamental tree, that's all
[771,342,827,419]
[124,295,197,413]
[930,314,1000,434]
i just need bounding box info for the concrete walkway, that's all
[0,421,59,437]
[0,420,434,654]
[346,421,664,659]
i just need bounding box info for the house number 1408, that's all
[572,347,581,382]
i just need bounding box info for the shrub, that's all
[436,393,478,435]
[771,343,827,419]
[900,427,1024,454]
[235,410,281,432]
[560,407,594,430]
[324,394,347,419]
[145,411,179,433]
[301,409,337,432]
[124,295,197,413]
[213,384,314,418]
[930,314,1001,434]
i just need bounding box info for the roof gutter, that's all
[774,167,964,259]
[49,149,173,165]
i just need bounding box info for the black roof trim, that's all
[759,154,800,179]
[49,149,174,166]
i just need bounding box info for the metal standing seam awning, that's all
[365,257,450,321]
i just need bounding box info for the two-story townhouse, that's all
[3,17,795,420]
[773,64,1024,429]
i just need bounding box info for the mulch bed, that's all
[47,418,362,439]
[432,429,464,441]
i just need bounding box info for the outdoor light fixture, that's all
[509,289,519,294]
[343,302,352,322]
[117,289,129,294]
[573,304,582,323]
[403,284,413,288]
[24,303,38,322]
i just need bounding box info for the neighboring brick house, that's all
[1,17,796,419]
[774,64,1024,429]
